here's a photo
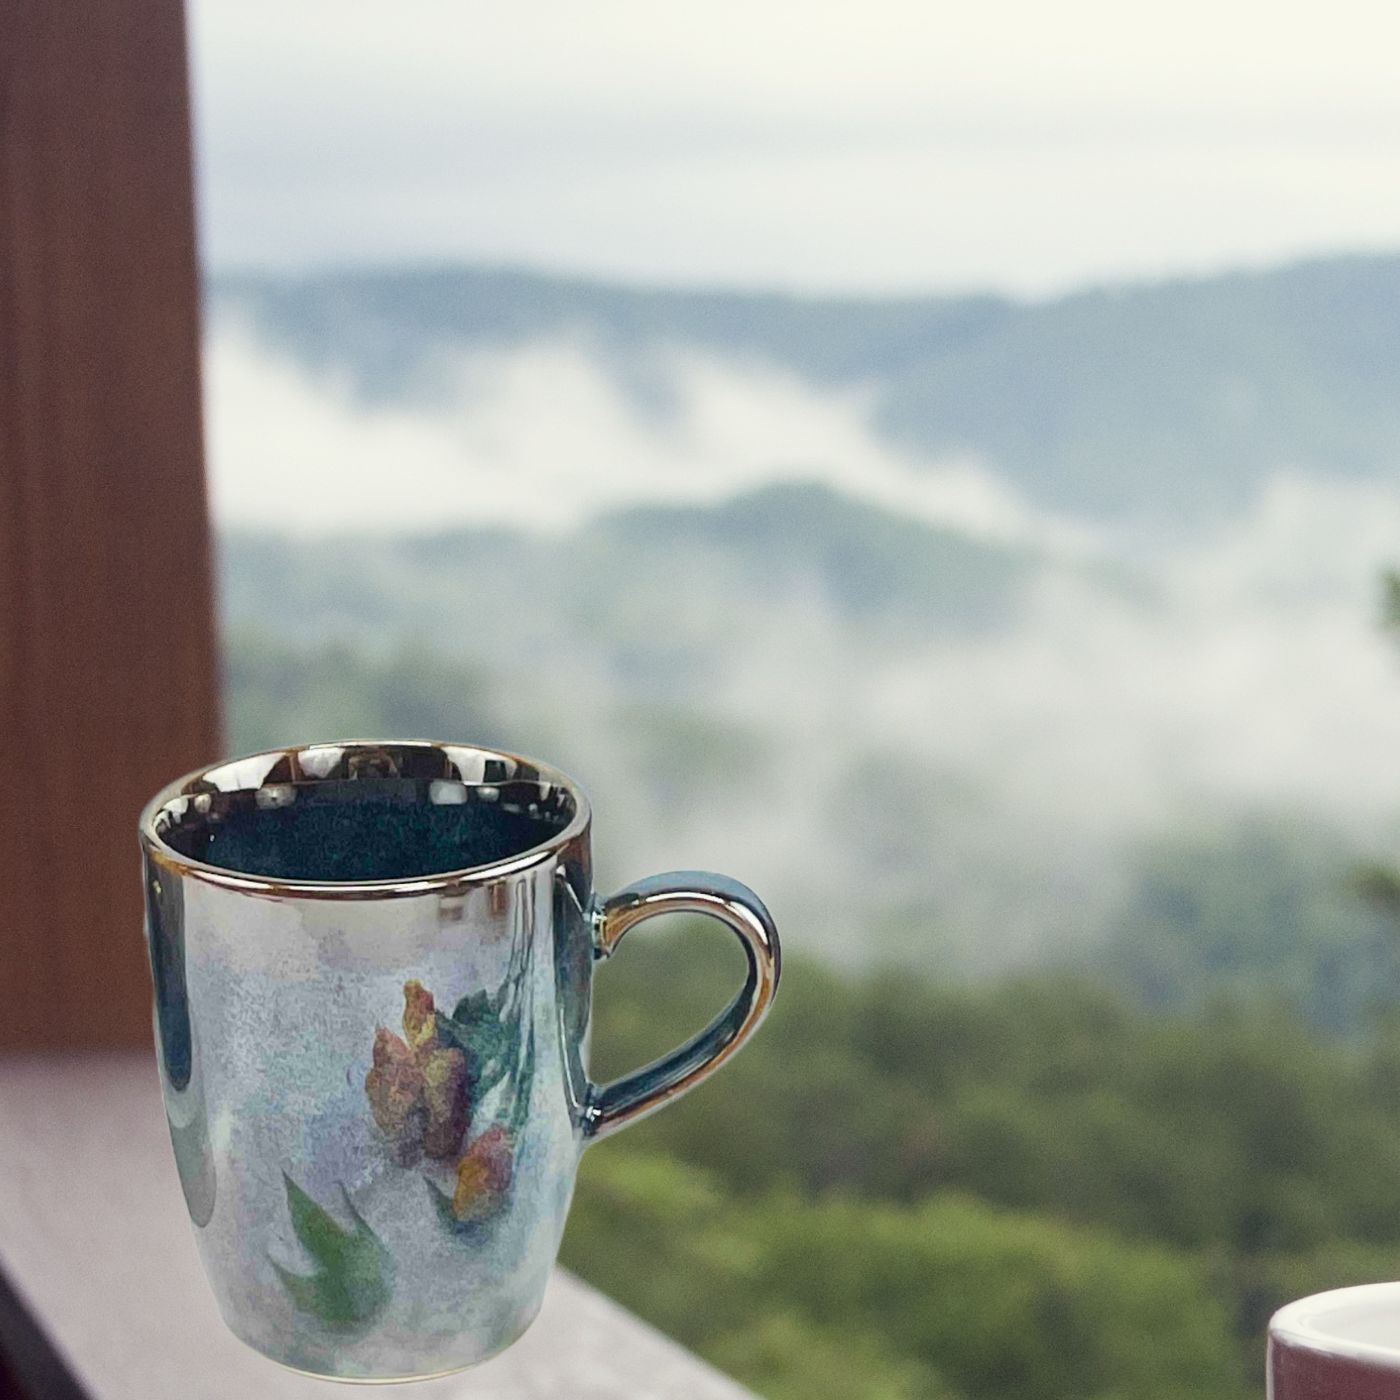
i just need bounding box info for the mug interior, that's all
[144,742,581,883]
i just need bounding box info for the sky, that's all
[190,0,1400,295]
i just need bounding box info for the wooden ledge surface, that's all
[0,1054,750,1399]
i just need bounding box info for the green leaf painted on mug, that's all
[505,1022,537,1139]
[437,999,512,1098]
[450,989,499,1029]
[274,1174,393,1329]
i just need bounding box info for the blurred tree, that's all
[1380,568,1400,634]
[225,630,501,754]
[560,932,1400,1396]
[220,591,1400,1399]
[1352,569,1400,924]
[563,1150,1243,1400]
[1088,819,1400,1036]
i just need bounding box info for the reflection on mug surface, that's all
[140,740,779,1380]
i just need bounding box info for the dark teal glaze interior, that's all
[162,779,573,882]
[144,846,193,1090]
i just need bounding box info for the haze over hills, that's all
[213,253,1400,525]
[212,253,1400,1017]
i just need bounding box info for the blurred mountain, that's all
[220,481,1082,971]
[223,481,1043,706]
[213,254,1400,524]
[208,257,1400,1400]
[213,253,1400,1010]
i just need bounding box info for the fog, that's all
[207,321,1083,548]
[210,324,1400,967]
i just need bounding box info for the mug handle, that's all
[583,871,781,1142]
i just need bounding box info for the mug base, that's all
[274,1359,473,1385]
[250,1298,545,1385]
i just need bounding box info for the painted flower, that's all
[421,1045,470,1158]
[365,982,470,1163]
[369,976,532,1240]
[365,1027,426,1163]
[450,1125,515,1224]
[402,979,437,1048]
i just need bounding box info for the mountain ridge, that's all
[211,252,1400,524]
[220,478,1045,643]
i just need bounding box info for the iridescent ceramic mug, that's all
[139,741,780,1382]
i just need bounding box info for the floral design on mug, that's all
[366,976,535,1238]
[430,1123,517,1236]
[365,981,470,1164]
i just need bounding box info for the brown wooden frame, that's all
[0,0,220,1051]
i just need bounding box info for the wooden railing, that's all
[0,1057,754,1399]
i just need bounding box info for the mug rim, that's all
[139,738,592,900]
[1270,1283,1400,1374]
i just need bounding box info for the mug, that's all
[1270,1284,1400,1399]
[138,740,780,1381]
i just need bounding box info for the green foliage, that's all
[563,934,1400,1398]
[224,628,501,756]
[587,938,1400,1252]
[219,611,1400,1396]
[1085,818,1400,1035]
[273,1175,393,1329]
[598,483,1036,632]
[221,474,1040,674]
[436,993,512,1099]
[707,1313,956,1400]
[562,1151,1240,1400]
[1381,568,1400,634]
[753,1193,1237,1400]
[1353,860,1400,920]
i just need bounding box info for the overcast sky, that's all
[191,0,1400,295]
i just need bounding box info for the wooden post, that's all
[0,1,220,1050]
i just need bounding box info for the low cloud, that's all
[212,327,1400,968]
[205,320,1088,549]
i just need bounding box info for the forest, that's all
[223,622,1400,1397]
[562,925,1400,1399]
